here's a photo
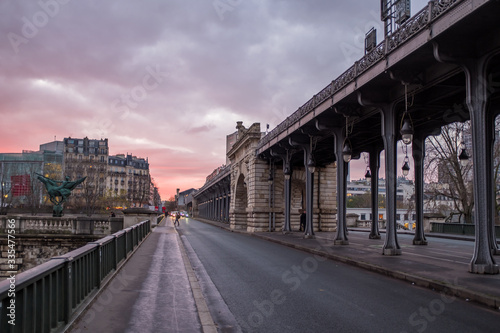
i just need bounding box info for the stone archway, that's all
[231,173,248,230]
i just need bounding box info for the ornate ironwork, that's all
[195,165,231,196]
[257,0,463,151]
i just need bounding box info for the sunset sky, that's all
[0,0,425,199]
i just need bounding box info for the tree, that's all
[347,193,386,208]
[25,163,44,215]
[101,189,128,212]
[81,163,107,216]
[425,121,475,223]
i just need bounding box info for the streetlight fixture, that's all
[365,167,372,180]
[402,156,410,177]
[459,141,469,167]
[401,142,410,177]
[307,155,316,174]
[342,140,352,163]
[343,117,353,163]
[307,136,316,173]
[363,153,371,180]
[400,84,414,145]
[284,149,292,180]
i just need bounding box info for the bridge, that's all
[193,0,500,274]
[1,1,500,331]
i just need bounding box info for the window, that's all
[100,156,105,163]
[78,140,83,146]
[78,155,82,161]
[404,214,409,220]
[396,214,401,220]
[360,214,366,220]
[379,214,384,220]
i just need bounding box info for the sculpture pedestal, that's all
[53,204,63,217]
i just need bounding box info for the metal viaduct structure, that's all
[193,0,500,274]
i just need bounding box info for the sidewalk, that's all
[199,219,500,310]
[69,218,215,333]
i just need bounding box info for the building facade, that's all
[63,137,109,213]
[108,154,151,207]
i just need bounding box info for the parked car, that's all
[180,211,189,217]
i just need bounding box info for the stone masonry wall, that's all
[0,235,99,280]
[316,162,337,231]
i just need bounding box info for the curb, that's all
[175,225,218,333]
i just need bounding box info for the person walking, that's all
[300,210,306,232]
[174,212,180,227]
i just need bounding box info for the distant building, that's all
[39,140,64,180]
[177,188,197,213]
[0,137,160,211]
[63,137,109,210]
[347,178,414,203]
[0,151,44,208]
[108,154,151,207]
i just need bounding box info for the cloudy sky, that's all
[0,0,427,199]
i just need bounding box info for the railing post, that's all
[124,229,129,256]
[114,235,119,269]
[64,259,73,323]
[96,246,102,288]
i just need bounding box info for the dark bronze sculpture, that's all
[37,174,86,217]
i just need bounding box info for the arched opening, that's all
[232,173,248,229]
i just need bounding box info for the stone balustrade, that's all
[0,215,124,235]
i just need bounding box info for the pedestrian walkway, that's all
[69,217,215,333]
[200,219,500,310]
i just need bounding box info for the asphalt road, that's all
[178,218,500,333]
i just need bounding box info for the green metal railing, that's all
[0,219,151,333]
[431,222,500,237]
